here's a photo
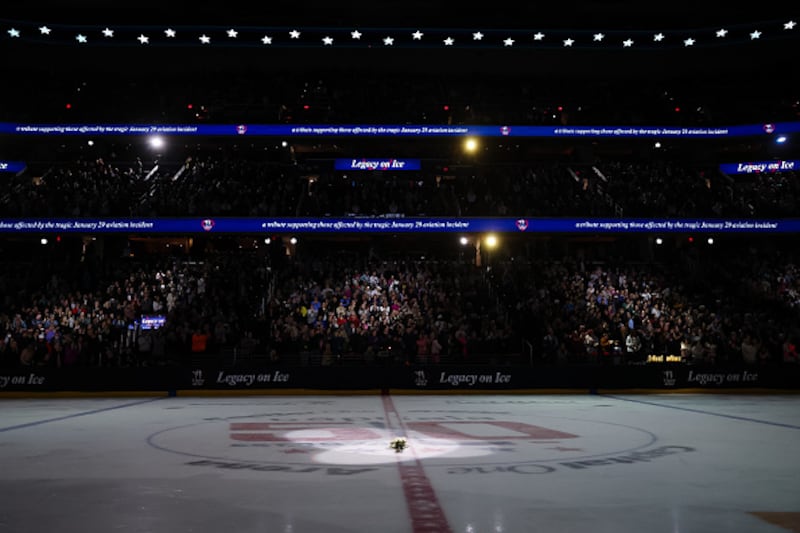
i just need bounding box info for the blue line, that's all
[0,396,166,433]
[601,394,800,430]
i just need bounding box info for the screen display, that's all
[140,315,166,330]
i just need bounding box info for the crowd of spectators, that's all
[0,242,519,368]
[265,252,518,366]
[2,150,798,219]
[0,250,268,369]
[494,249,800,367]
[2,62,799,373]
[2,233,799,368]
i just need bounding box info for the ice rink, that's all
[1,392,799,533]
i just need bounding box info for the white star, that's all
[199,34,211,44]
[351,30,362,39]
[137,34,149,44]
[227,29,238,38]
[503,38,514,46]
[38,26,51,35]
[76,34,87,43]
[653,33,665,42]
[623,38,634,47]
[683,37,695,46]
[750,30,761,40]
[8,28,20,38]
[412,30,423,40]
[261,35,272,44]
[593,33,604,42]
[165,28,176,38]
[473,32,484,40]
[533,32,545,41]
[785,20,797,30]
[289,30,301,39]
[383,36,394,46]
[322,36,333,45]
[563,38,574,47]
[716,28,728,38]
[102,28,114,38]
[443,37,454,45]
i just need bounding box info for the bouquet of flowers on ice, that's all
[389,437,408,452]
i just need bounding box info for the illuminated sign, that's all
[719,160,798,174]
[335,158,421,171]
[3,122,799,137]
[0,217,795,233]
[0,161,26,173]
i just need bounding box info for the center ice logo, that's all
[236,124,248,135]
[516,219,529,231]
[201,219,215,231]
[152,406,676,475]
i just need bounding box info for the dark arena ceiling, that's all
[2,1,798,163]
[3,1,797,77]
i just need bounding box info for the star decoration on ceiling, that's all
[1,18,797,52]
[137,34,149,44]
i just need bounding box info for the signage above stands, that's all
[3,122,799,138]
[0,217,795,234]
[334,158,421,171]
[719,160,798,174]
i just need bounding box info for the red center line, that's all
[381,394,454,533]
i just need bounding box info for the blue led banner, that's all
[719,160,798,174]
[2,122,799,137]
[0,161,26,173]
[334,158,422,170]
[0,218,797,233]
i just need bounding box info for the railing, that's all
[523,339,534,366]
